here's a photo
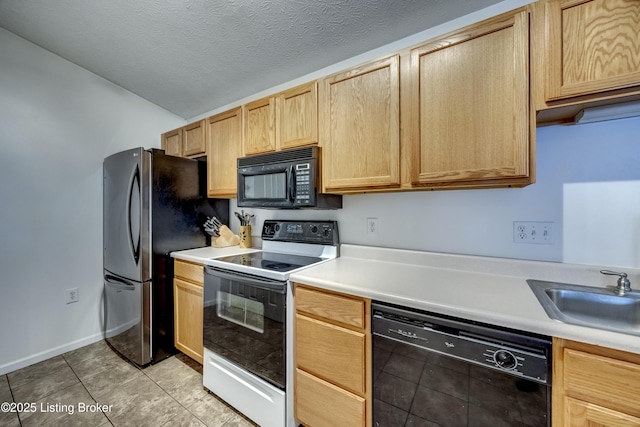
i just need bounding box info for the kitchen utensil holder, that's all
[239,225,252,248]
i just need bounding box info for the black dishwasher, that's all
[372,302,552,427]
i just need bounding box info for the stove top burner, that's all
[215,251,324,273]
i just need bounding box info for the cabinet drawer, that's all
[295,314,365,394]
[295,368,365,427]
[174,260,203,285]
[565,397,640,427]
[295,285,365,329]
[564,348,640,417]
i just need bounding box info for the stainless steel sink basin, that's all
[527,279,640,336]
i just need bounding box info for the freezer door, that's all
[103,148,151,282]
[104,273,151,366]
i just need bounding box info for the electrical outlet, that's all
[513,221,554,244]
[66,288,79,304]
[367,217,379,236]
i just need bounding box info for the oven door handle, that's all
[204,266,287,293]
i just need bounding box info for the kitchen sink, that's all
[527,279,640,337]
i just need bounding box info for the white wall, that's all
[233,116,640,270]
[203,0,640,271]
[1,0,639,374]
[0,28,185,374]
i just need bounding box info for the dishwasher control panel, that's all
[372,302,552,384]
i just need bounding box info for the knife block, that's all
[211,225,240,248]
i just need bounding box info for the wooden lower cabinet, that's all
[173,260,204,364]
[293,284,371,427]
[553,338,640,427]
[295,368,366,427]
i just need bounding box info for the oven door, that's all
[203,266,287,389]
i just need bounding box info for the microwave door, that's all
[238,166,292,208]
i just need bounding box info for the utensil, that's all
[234,210,254,226]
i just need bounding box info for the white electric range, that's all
[202,220,339,427]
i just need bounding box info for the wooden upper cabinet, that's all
[207,107,243,198]
[545,0,640,102]
[243,96,276,155]
[161,128,182,157]
[409,10,532,187]
[161,120,207,158]
[182,120,207,157]
[320,55,401,193]
[277,81,318,150]
[243,83,319,155]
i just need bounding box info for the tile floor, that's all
[0,340,257,427]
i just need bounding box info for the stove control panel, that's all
[262,220,339,245]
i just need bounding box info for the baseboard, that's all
[0,332,105,376]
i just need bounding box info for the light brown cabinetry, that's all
[320,56,401,193]
[243,96,277,155]
[182,120,207,157]
[320,8,534,193]
[162,128,182,157]
[206,107,243,198]
[408,9,533,188]
[294,284,371,427]
[161,120,207,158]
[173,259,204,364]
[553,338,640,427]
[277,82,319,150]
[535,0,640,123]
[243,82,319,155]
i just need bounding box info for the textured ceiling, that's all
[0,0,504,119]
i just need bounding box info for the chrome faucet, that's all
[600,270,632,296]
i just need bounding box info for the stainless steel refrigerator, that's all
[103,147,228,366]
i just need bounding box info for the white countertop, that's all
[290,244,640,355]
[171,245,260,263]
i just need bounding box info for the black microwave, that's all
[237,147,342,209]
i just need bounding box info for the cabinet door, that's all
[563,348,640,417]
[183,120,207,158]
[564,398,640,427]
[207,108,242,198]
[243,96,276,155]
[545,0,640,101]
[277,81,318,150]
[174,277,203,364]
[409,10,531,186]
[320,55,401,192]
[295,313,366,395]
[162,128,182,157]
[295,368,365,427]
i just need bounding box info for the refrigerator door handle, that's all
[127,165,141,265]
[105,274,137,291]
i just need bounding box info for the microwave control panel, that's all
[294,163,313,205]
